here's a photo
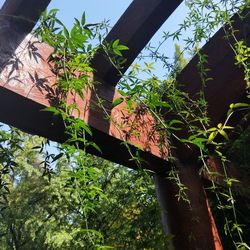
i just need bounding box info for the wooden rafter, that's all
[0,0,185,172]
[0,8,248,172]
[91,0,182,86]
[0,0,51,32]
[164,11,250,162]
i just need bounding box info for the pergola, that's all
[0,1,249,249]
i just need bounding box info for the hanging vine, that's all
[0,0,248,248]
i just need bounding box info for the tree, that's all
[173,44,187,75]
[0,127,170,249]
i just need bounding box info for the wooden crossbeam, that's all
[0,33,169,173]
[0,0,183,172]
[178,12,250,128]
[0,0,51,32]
[0,10,248,171]
[165,11,250,162]
[91,0,182,86]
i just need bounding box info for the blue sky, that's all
[0,0,189,78]
[0,0,189,148]
[47,0,134,28]
[45,0,188,78]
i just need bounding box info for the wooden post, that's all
[155,163,223,250]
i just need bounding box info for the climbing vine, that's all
[34,1,250,248]
[133,1,250,248]
[0,0,249,249]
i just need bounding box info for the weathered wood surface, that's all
[91,0,182,86]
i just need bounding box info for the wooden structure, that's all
[0,0,249,249]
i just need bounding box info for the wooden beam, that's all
[204,156,250,197]
[91,0,182,86]
[0,10,248,172]
[154,12,249,248]
[0,33,169,173]
[1,3,246,248]
[165,11,250,162]
[0,0,51,32]
[178,11,250,128]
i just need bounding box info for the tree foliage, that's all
[0,128,169,249]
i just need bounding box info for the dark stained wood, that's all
[0,0,51,32]
[0,8,248,174]
[0,3,248,249]
[0,31,223,249]
[0,33,170,173]
[204,156,250,197]
[178,11,250,128]
[164,11,250,163]
[0,85,169,172]
[91,0,182,86]
[155,163,223,250]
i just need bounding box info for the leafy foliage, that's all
[0,1,250,249]
[0,130,168,249]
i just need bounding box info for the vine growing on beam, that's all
[1,1,247,248]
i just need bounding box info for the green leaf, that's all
[117,44,129,51]
[42,107,61,116]
[81,12,86,26]
[90,142,102,153]
[52,153,64,162]
[55,18,64,27]
[208,131,217,143]
[112,39,119,48]
[118,89,127,96]
[230,103,250,109]
[112,39,128,56]
[218,129,229,140]
[113,49,122,56]
[206,127,217,132]
[191,137,207,150]
[169,119,184,126]
[217,123,223,129]
[81,122,92,136]
[74,18,80,27]
[63,26,69,39]
[225,178,240,187]
[112,97,123,108]
[125,98,133,110]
